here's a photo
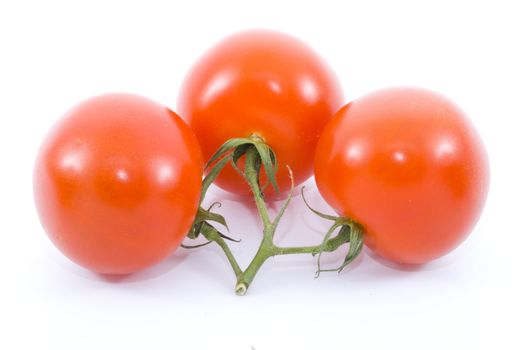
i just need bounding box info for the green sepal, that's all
[232,143,252,167]
[338,223,364,272]
[200,154,231,203]
[187,205,234,241]
[252,141,279,193]
[200,221,240,243]
[301,187,339,221]
[205,138,250,169]
[181,241,213,249]
[301,187,364,276]
[314,221,345,277]
[313,220,364,275]
[198,206,229,231]
[208,135,279,196]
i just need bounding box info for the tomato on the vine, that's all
[177,29,344,196]
[34,93,203,274]
[314,88,489,264]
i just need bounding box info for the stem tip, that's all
[235,283,248,296]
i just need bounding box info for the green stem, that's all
[235,234,273,295]
[200,153,232,204]
[243,148,272,225]
[234,148,275,295]
[234,147,365,295]
[234,225,354,295]
[273,234,349,255]
[210,231,243,277]
[188,137,364,295]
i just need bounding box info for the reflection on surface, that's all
[345,140,367,163]
[434,136,457,160]
[115,169,129,182]
[59,150,85,174]
[392,150,407,164]
[200,71,235,106]
[267,80,282,94]
[299,77,319,104]
[156,163,175,185]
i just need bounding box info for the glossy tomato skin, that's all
[34,94,203,274]
[177,29,344,196]
[315,88,489,264]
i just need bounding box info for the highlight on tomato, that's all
[314,87,490,265]
[177,29,344,197]
[33,93,203,274]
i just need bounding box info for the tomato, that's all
[33,93,203,274]
[314,88,489,264]
[177,29,344,196]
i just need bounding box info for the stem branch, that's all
[206,227,242,277]
[273,234,348,255]
[213,238,243,277]
[188,137,363,295]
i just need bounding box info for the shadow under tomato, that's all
[93,248,191,283]
[365,249,431,272]
[319,248,366,275]
[364,240,473,273]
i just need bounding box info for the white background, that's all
[1,0,523,349]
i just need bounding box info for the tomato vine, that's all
[187,136,363,295]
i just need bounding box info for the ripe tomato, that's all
[34,94,203,274]
[314,88,489,264]
[177,29,344,196]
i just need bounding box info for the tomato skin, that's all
[314,88,489,264]
[34,94,203,274]
[177,29,344,196]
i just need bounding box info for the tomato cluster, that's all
[34,30,489,292]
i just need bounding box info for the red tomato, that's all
[177,29,344,196]
[314,88,489,264]
[34,94,203,274]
